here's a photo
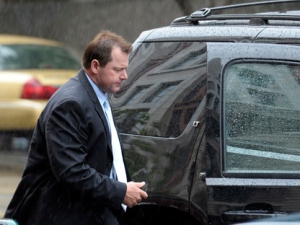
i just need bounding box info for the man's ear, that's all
[90,59,99,74]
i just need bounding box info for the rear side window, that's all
[224,61,300,174]
[113,42,207,138]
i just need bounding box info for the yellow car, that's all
[0,34,81,150]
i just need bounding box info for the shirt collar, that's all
[85,72,107,107]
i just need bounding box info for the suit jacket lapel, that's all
[77,69,112,151]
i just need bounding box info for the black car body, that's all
[111,1,300,224]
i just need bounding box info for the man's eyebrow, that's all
[113,66,127,69]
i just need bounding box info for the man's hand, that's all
[123,181,148,208]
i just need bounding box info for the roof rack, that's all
[172,0,300,25]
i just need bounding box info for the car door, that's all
[204,42,300,224]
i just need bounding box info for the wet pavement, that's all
[0,151,26,218]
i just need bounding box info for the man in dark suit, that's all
[4,30,148,225]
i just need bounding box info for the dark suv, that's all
[112,1,300,224]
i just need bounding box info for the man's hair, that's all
[82,30,132,69]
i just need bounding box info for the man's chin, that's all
[109,88,120,94]
[113,86,121,93]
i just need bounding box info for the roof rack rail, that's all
[172,0,300,25]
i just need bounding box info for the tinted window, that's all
[113,42,207,138]
[224,61,300,174]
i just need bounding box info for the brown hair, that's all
[82,30,132,69]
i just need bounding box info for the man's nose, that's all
[121,70,128,80]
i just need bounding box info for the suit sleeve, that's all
[45,99,127,210]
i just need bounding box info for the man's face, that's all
[95,46,129,93]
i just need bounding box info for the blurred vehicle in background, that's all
[0,34,81,150]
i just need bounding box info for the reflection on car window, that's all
[113,42,207,138]
[0,45,81,70]
[224,61,300,174]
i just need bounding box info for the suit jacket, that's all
[4,69,130,225]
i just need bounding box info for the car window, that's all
[224,61,300,174]
[113,42,207,138]
[0,44,81,70]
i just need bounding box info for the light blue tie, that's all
[103,101,117,179]
[103,99,127,211]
